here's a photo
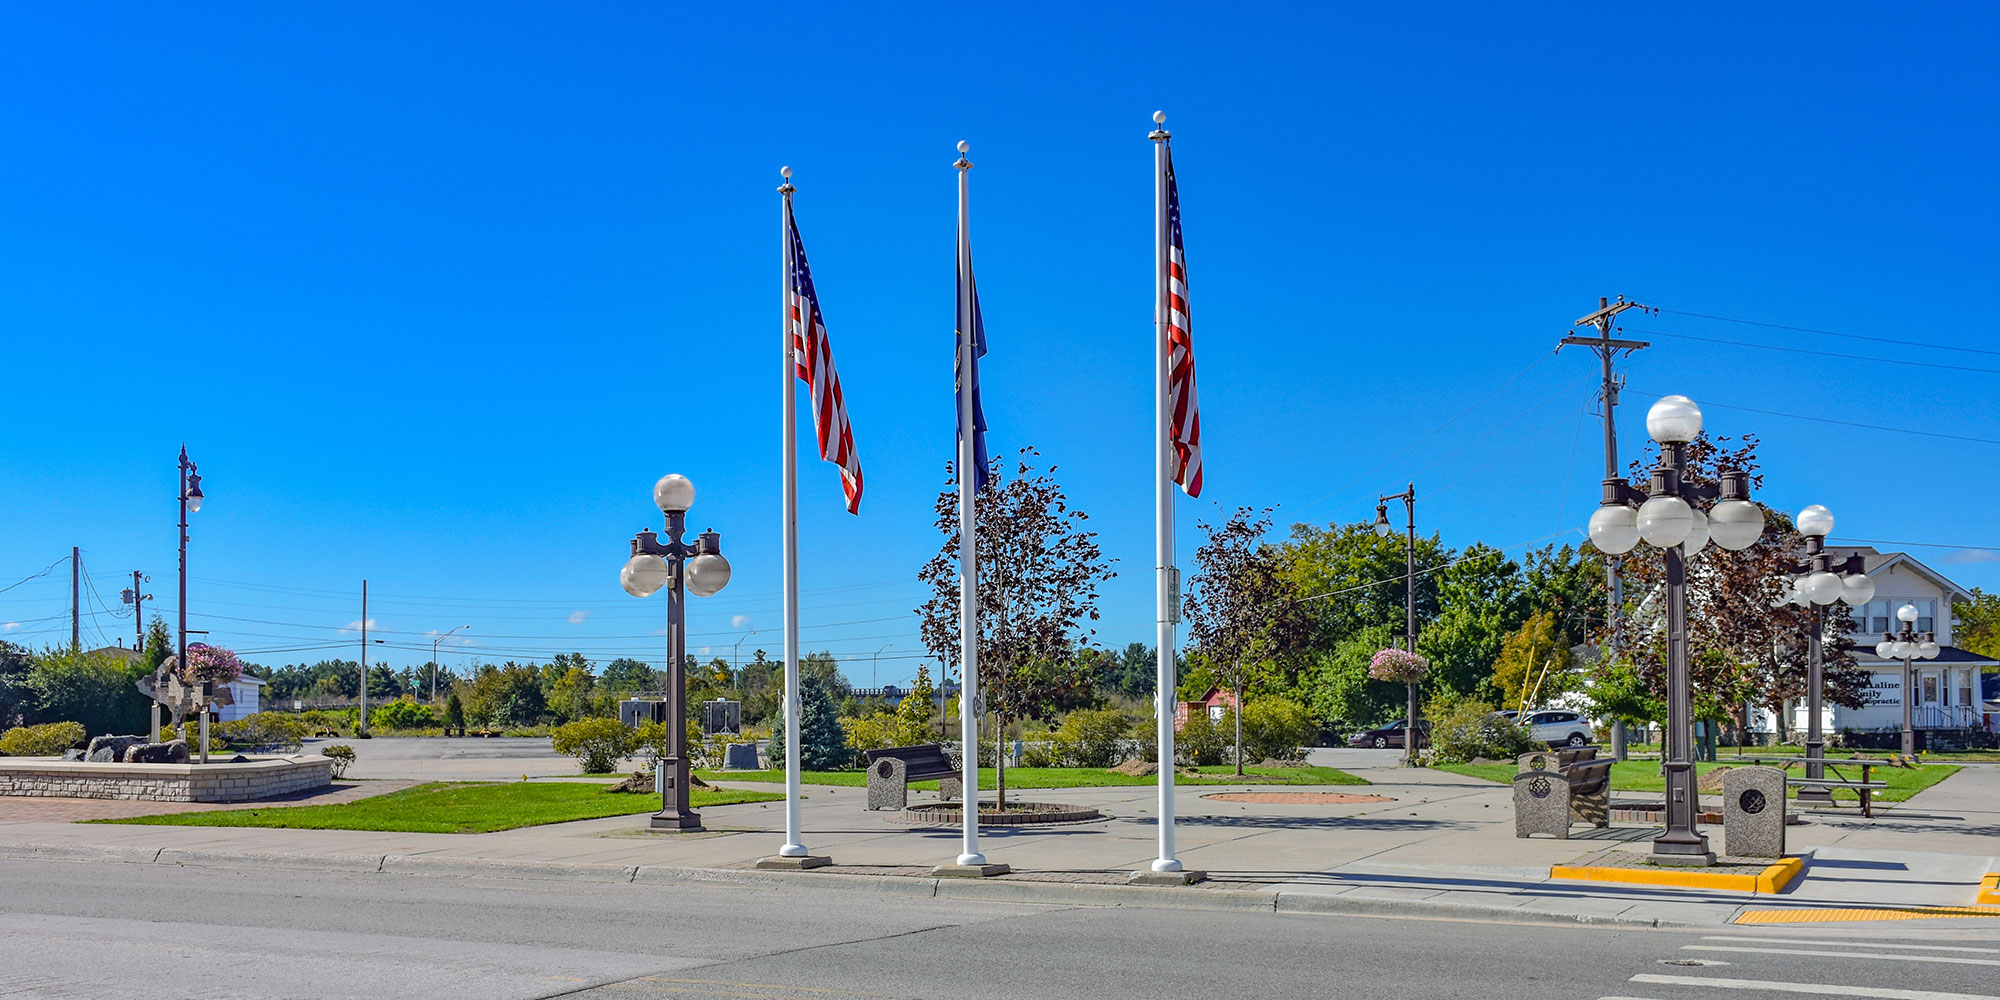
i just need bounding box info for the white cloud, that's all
[1,622,17,631]
[730,614,755,630]
[567,610,589,625]
[338,619,378,635]
[1942,548,2000,564]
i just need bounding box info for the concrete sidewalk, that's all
[2,753,1993,930]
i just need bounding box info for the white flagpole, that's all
[1149,112,1182,874]
[954,140,987,868]
[778,167,807,859]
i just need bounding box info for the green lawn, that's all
[1434,759,1959,804]
[696,765,1368,788]
[92,781,782,833]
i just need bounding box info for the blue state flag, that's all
[956,256,991,492]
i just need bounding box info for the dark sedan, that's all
[1346,719,1429,749]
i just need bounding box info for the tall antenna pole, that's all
[1560,295,1650,759]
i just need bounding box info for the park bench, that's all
[1557,746,1599,767]
[1512,757,1614,838]
[1732,754,1894,819]
[863,744,964,811]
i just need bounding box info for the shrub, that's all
[1048,709,1131,768]
[769,674,852,770]
[551,717,631,774]
[370,697,436,731]
[0,720,86,756]
[443,692,466,729]
[1241,698,1315,762]
[1175,710,1227,767]
[319,743,356,779]
[1424,694,1539,765]
[210,713,307,753]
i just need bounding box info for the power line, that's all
[1827,537,2000,553]
[1624,388,2000,446]
[1629,327,2000,376]
[0,557,69,597]
[1657,308,2000,359]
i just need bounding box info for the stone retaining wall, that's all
[0,756,335,802]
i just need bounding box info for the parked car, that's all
[1521,709,1594,747]
[1346,719,1430,749]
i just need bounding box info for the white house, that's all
[1779,547,1995,744]
[216,673,264,722]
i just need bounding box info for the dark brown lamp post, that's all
[620,473,732,832]
[1373,483,1418,765]
[176,446,204,751]
[1875,604,1938,757]
[1586,395,1766,866]
[1779,505,1873,803]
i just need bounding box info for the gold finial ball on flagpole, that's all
[1153,110,1165,124]
[957,140,969,154]
[780,166,791,179]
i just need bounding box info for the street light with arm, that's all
[176,446,204,751]
[433,625,470,703]
[1374,483,1418,764]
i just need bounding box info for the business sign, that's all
[1865,672,1902,707]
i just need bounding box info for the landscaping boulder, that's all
[86,735,148,763]
[125,740,190,764]
[60,749,85,762]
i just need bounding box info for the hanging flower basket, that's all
[1368,648,1428,684]
[182,643,245,686]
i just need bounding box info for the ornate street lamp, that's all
[1373,483,1419,765]
[1875,603,1939,756]
[620,473,732,831]
[174,446,205,746]
[1586,395,1765,865]
[1777,505,1872,803]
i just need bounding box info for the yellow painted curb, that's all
[1737,904,2000,924]
[1549,855,1804,894]
[1979,873,2000,906]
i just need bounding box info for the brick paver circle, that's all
[1200,791,1395,805]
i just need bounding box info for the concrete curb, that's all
[0,839,1691,926]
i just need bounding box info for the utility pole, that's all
[71,547,81,650]
[359,580,369,737]
[1561,295,1652,760]
[121,571,150,653]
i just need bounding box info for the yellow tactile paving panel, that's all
[1736,905,2000,923]
[1978,873,2000,906]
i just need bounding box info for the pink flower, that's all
[1368,647,1428,684]
[183,643,244,686]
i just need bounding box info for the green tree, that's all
[1275,520,1447,652]
[0,641,35,728]
[1418,542,1522,701]
[24,645,149,736]
[141,616,173,673]
[1491,609,1576,712]
[1297,623,1402,730]
[365,665,402,700]
[547,665,597,723]
[1183,506,1308,773]
[462,663,545,727]
[443,691,466,729]
[1957,588,2000,660]
[768,672,849,770]
[600,657,657,694]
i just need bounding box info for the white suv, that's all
[1522,710,1594,747]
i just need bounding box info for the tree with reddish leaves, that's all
[915,447,1115,807]
[1590,433,1865,743]
[1182,506,1310,774]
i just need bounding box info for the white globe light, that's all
[1588,506,1640,555]
[1790,585,1811,607]
[1897,603,1919,623]
[653,474,696,513]
[1682,506,1711,556]
[1801,571,1844,606]
[1891,640,1914,659]
[1840,574,1876,606]
[684,552,732,597]
[1646,395,1704,444]
[187,494,204,513]
[1917,640,1940,660]
[621,553,669,597]
[1795,504,1834,538]
[1875,640,1895,658]
[1708,500,1765,550]
[1636,496,1694,548]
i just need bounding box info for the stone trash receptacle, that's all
[1722,765,1787,858]
[1513,768,1573,838]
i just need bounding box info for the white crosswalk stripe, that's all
[1626,972,1999,999]
[1683,944,2000,967]
[1702,936,2000,955]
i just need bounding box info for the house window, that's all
[1850,599,1892,635]
[1914,599,1936,634]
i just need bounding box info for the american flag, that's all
[1164,149,1202,498]
[787,208,863,514]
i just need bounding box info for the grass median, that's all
[91,781,783,834]
[696,764,1368,788]
[1433,759,1958,804]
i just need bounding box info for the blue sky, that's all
[3,4,1995,685]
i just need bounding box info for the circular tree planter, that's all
[895,801,1103,826]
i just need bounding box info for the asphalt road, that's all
[0,858,1994,1000]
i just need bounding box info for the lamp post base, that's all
[1651,830,1713,866]
[649,810,704,832]
[755,854,832,870]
